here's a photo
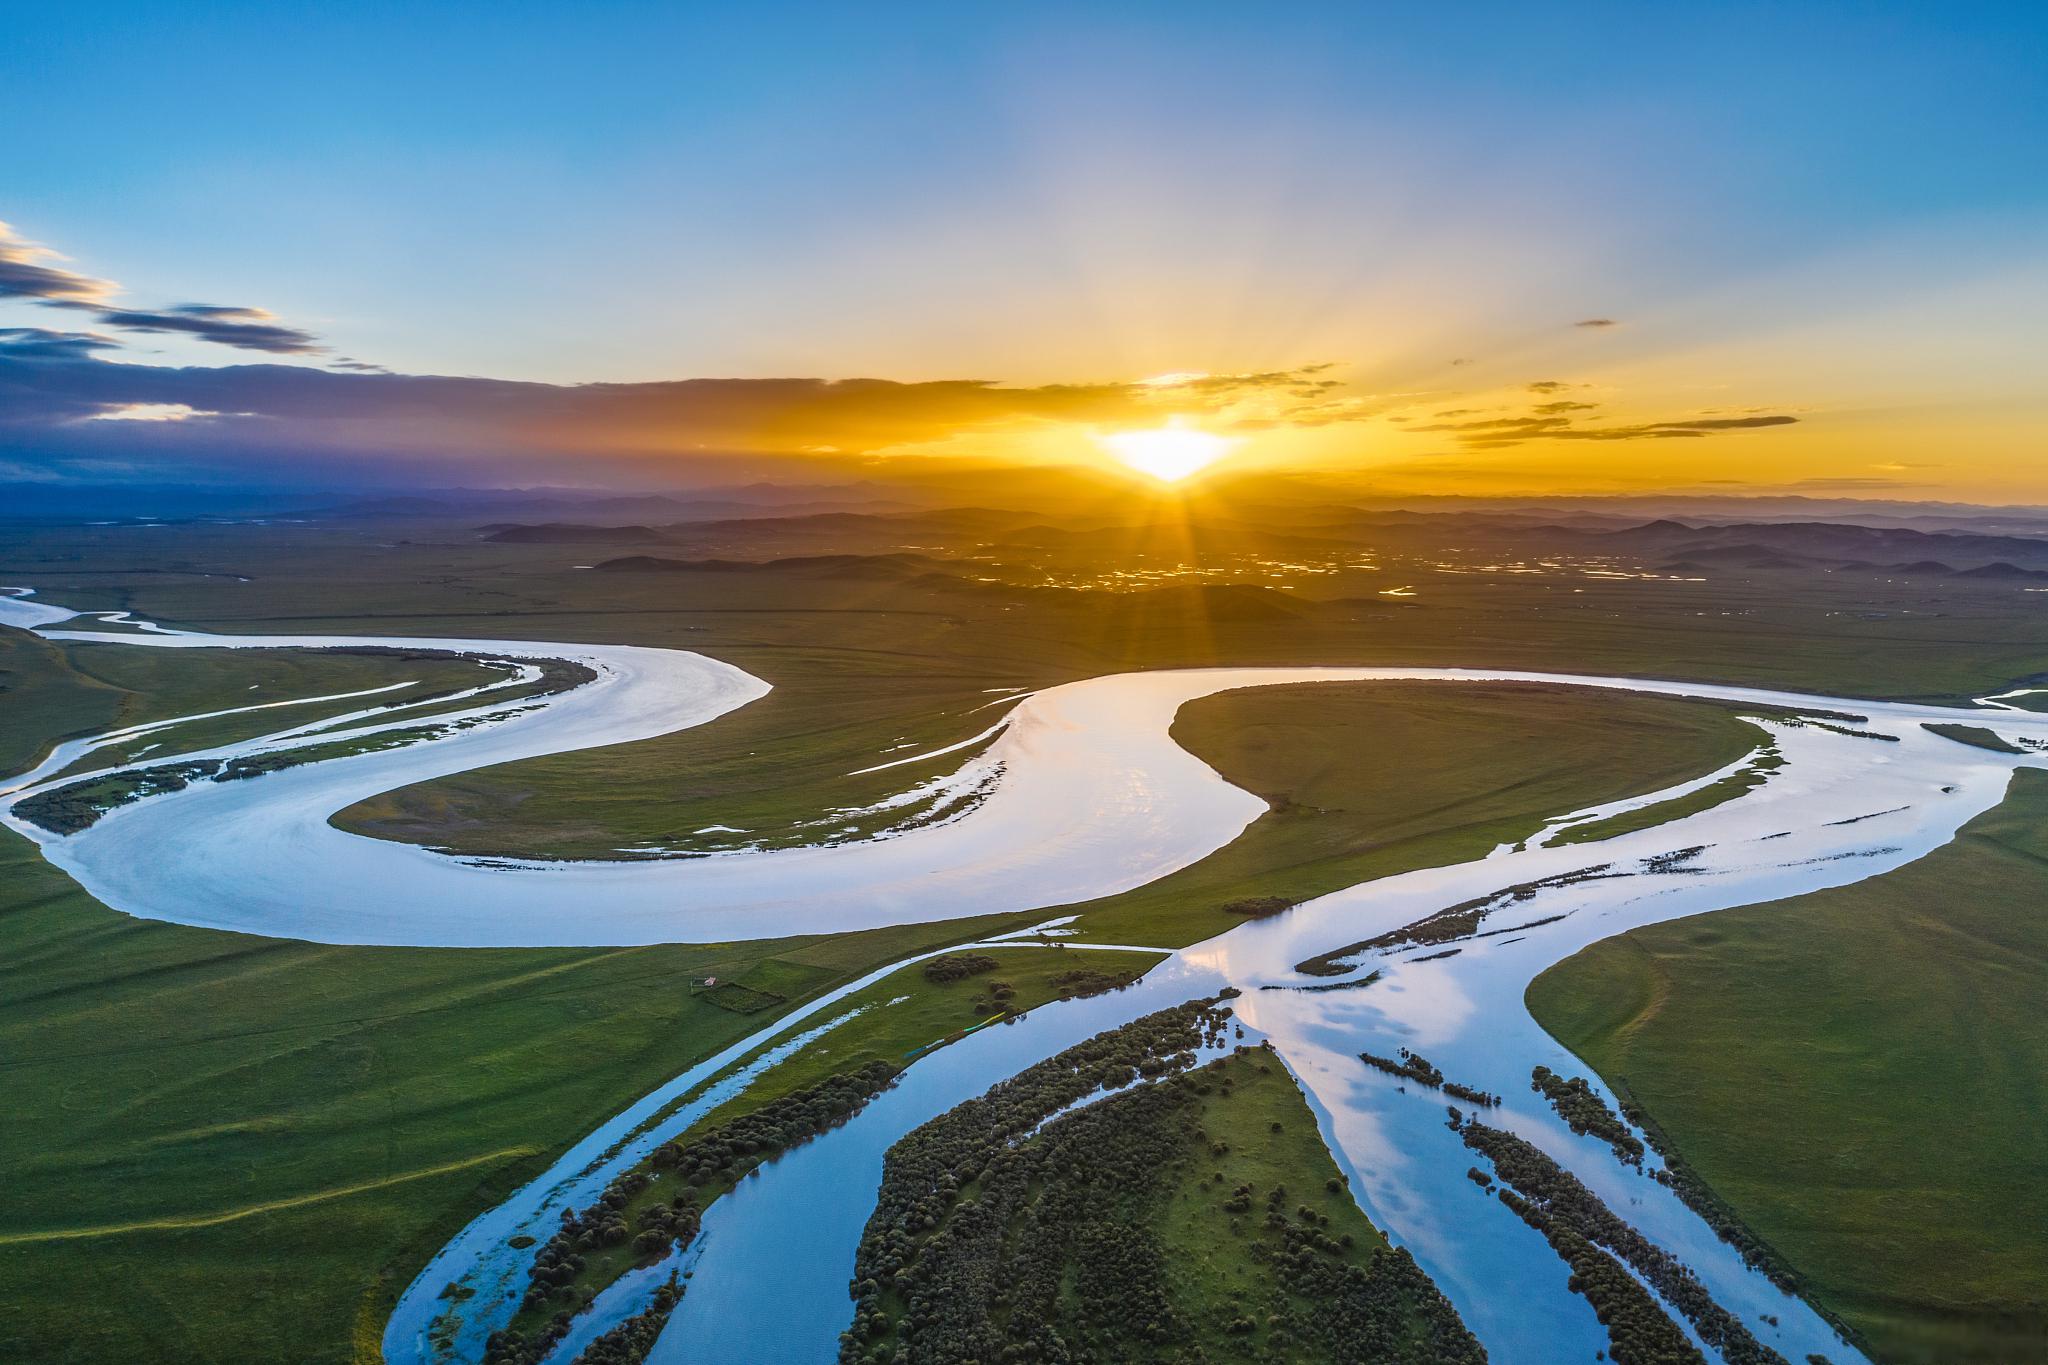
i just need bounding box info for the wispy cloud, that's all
[0,222,117,305]
[0,327,123,360]
[1406,390,1796,449]
[0,219,324,355]
[86,304,320,355]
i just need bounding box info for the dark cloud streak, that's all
[1409,404,1797,449]
[0,221,117,304]
[0,328,124,361]
[85,304,322,355]
[2,218,324,355]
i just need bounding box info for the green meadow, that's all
[1529,770,2048,1364]
[1065,680,1759,945]
[0,626,504,782]
[5,522,2048,1363]
[10,518,2048,862]
[0,819,1050,1365]
[0,599,1765,1363]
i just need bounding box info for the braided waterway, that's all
[5,586,2041,1363]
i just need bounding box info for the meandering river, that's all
[5,586,2040,1365]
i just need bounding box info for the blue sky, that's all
[3,3,2044,494]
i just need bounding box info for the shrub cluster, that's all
[647,1060,899,1191]
[489,1061,899,1365]
[1357,1049,1500,1107]
[1296,863,1621,974]
[921,953,1001,984]
[1616,1091,1805,1297]
[15,761,215,834]
[1529,1065,1645,1165]
[566,1280,683,1365]
[839,1000,1484,1364]
[1219,895,1294,918]
[1495,1185,1704,1365]
[1454,1114,1788,1365]
[1046,967,1139,999]
[1358,1047,1444,1088]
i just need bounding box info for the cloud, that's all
[0,221,118,304]
[1652,416,1798,431]
[1406,403,1797,449]
[90,402,227,423]
[0,346,1364,482]
[0,318,1809,489]
[0,327,123,360]
[1783,476,1914,490]
[1410,415,1571,435]
[1572,318,1620,328]
[1131,365,1340,400]
[87,303,322,355]
[1,218,324,355]
[1127,364,1385,431]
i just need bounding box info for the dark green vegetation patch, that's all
[1454,1114,1785,1365]
[1528,1065,1643,1166]
[696,981,789,1014]
[843,1001,1483,1364]
[919,953,1000,984]
[488,1063,899,1365]
[1921,722,2027,755]
[1550,741,1783,846]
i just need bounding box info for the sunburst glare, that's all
[1097,419,1237,483]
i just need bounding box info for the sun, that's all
[1096,419,1237,483]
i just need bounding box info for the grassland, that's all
[0,628,123,776]
[1549,739,1782,846]
[1061,680,1760,945]
[6,520,2048,1363]
[0,654,1758,1361]
[9,517,2048,861]
[1923,722,2029,755]
[0,624,506,781]
[1528,769,2048,1365]
[0,821,1052,1365]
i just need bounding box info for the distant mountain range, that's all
[16,476,2048,588]
[470,504,2048,579]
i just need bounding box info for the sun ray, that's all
[1096,419,1237,483]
